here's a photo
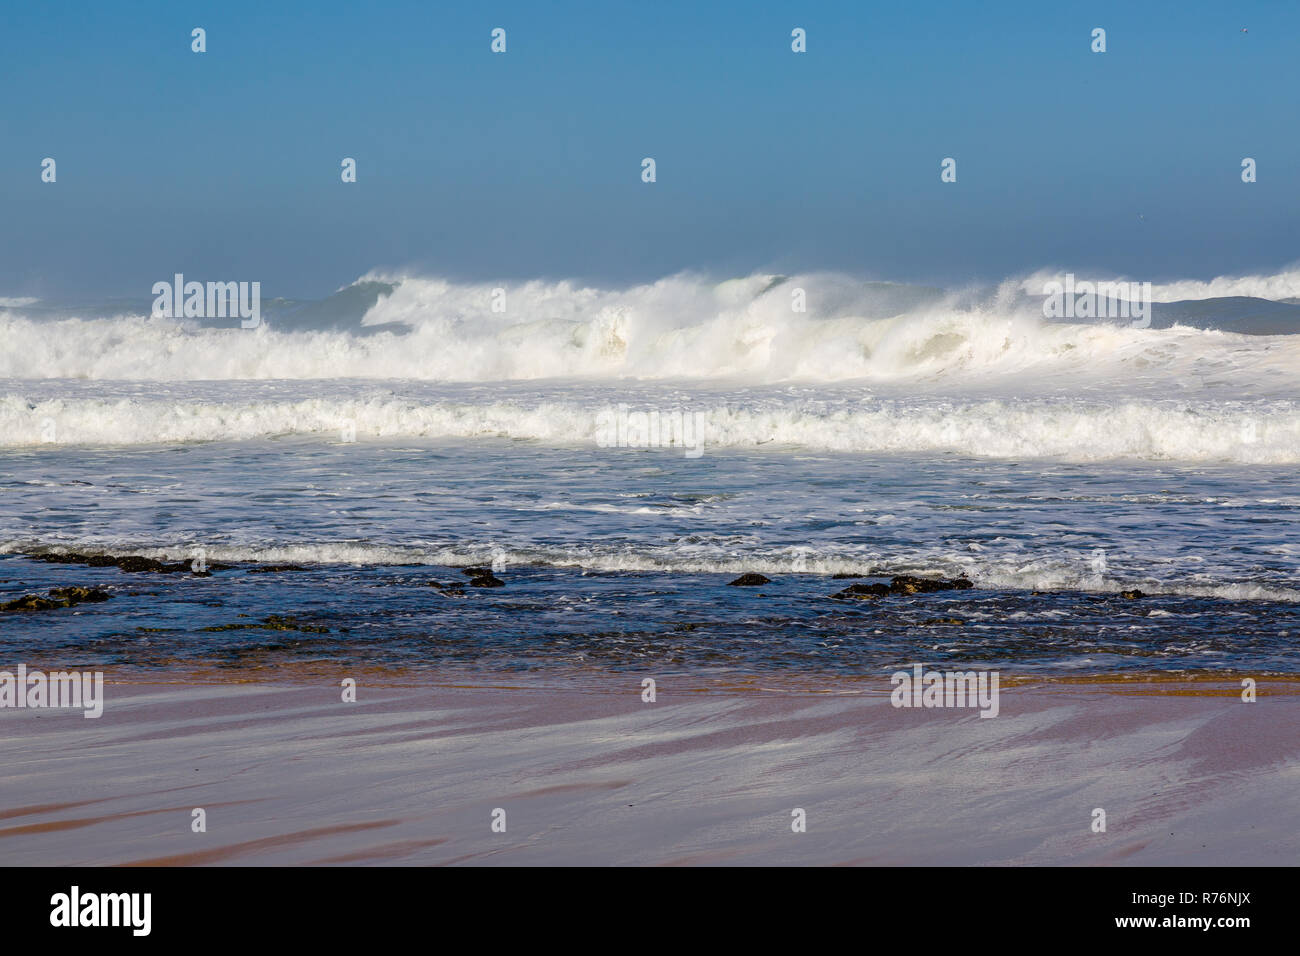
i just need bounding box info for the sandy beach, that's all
[2,674,1296,866]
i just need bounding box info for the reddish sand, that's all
[1,673,1296,865]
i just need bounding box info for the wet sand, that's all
[1,674,1297,865]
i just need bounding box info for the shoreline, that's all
[17,661,1300,692]
[9,658,1300,699]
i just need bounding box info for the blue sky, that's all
[2,0,1297,298]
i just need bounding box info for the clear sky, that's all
[2,0,1297,298]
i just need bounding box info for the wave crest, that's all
[3,270,1299,384]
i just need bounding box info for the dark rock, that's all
[261,614,329,633]
[831,573,865,579]
[889,574,973,594]
[727,573,771,587]
[115,556,170,573]
[248,564,309,574]
[2,594,61,612]
[2,586,112,612]
[831,582,892,599]
[21,596,65,611]
[49,586,112,604]
[921,617,965,626]
[832,575,973,600]
[202,614,329,633]
[30,552,225,575]
[459,566,505,587]
[1120,589,1146,599]
[428,580,467,596]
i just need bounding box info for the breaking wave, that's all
[2,393,1298,462]
[2,269,1299,384]
[2,537,1296,603]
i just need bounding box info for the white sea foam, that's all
[2,393,1298,462]
[3,537,1295,603]
[3,270,1298,461]
[3,270,1299,384]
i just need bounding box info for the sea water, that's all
[2,271,1297,676]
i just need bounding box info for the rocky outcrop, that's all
[831,575,973,600]
[31,552,226,575]
[2,586,112,612]
[462,567,505,588]
[201,614,329,633]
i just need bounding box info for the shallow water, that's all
[2,435,1297,676]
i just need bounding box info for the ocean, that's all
[3,270,1299,677]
